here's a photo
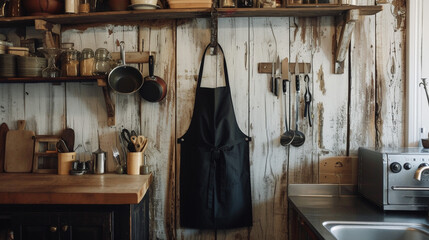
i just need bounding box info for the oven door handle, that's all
[392,186,429,191]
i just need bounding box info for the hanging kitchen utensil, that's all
[303,63,312,127]
[291,58,305,147]
[108,41,144,94]
[0,123,9,172]
[280,58,295,146]
[271,57,275,95]
[273,55,281,97]
[139,55,167,102]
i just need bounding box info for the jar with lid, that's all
[93,48,111,75]
[62,48,80,76]
[60,43,76,76]
[220,0,236,7]
[79,0,90,13]
[80,48,94,76]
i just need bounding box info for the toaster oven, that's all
[358,147,429,211]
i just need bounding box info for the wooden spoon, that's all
[61,128,75,152]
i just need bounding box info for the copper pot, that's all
[139,55,167,102]
[23,0,64,15]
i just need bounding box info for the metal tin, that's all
[92,148,106,174]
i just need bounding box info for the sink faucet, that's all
[414,163,429,181]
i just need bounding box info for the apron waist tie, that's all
[207,146,232,210]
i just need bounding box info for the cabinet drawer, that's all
[11,211,113,240]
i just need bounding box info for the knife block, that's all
[32,135,60,173]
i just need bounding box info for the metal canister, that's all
[92,148,106,174]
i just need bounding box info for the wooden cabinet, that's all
[12,211,112,240]
[0,193,149,240]
[289,202,321,240]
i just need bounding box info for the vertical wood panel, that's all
[0,84,24,127]
[24,83,65,134]
[375,0,406,148]
[349,0,376,153]
[138,19,176,240]
[419,0,429,145]
[288,17,318,185]
[248,17,289,240]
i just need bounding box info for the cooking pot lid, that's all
[139,80,164,102]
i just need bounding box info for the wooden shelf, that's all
[0,75,106,84]
[0,6,382,27]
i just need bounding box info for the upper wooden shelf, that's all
[0,76,107,84]
[0,6,382,27]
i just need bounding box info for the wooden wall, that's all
[0,0,406,239]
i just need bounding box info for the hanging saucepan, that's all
[139,55,167,102]
[108,41,143,94]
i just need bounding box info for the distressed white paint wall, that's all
[0,1,405,239]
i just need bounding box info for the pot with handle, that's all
[139,55,167,102]
[108,41,144,94]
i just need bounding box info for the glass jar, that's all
[62,48,80,76]
[220,0,236,7]
[94,48,111,75]
[79,0,90,13]
[80,48,94,76]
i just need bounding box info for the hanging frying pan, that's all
[108,41,144,94]
[139,55,167,102]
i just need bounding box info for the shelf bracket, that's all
[34,19,61,49]
[97,78,116,126]
[334,9,359,74]
[209,2,218,55]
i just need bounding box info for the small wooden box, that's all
[286,0,340,7]
[32,135,60,174]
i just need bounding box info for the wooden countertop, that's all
[0,173,153,205]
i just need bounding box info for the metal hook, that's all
[210,4,218,55]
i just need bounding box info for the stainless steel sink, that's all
[323,221,429,240]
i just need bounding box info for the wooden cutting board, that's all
[0,123,9,172]
[4,120,35,173]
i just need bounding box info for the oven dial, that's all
[390,162,402,173]
[404,163,412,170]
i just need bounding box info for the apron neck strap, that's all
[197,43,230,89]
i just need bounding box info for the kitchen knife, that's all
[281,57,289,82]
[271,59,275,95]
[274,55,281,97]
[295,57,300,115]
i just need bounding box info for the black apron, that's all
[178,44,252,229]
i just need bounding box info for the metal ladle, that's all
[281,79,295,146]
[291,73,305,147]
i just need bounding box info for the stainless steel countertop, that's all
[288,184,429,240]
